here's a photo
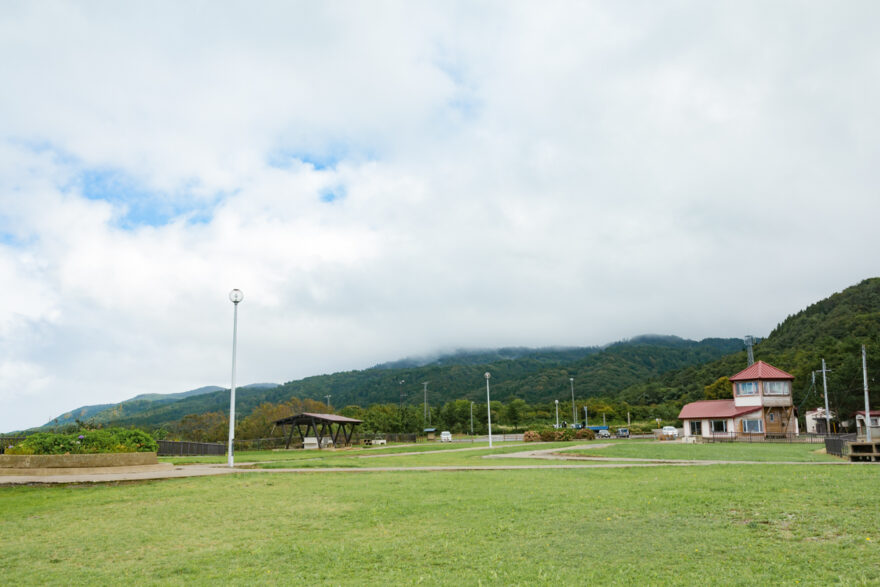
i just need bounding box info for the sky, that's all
[2,1,879,432]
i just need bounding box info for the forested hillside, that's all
[617,278,880,420]
[29,278,880,438]
[37,336,742,433]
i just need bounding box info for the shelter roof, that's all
[729,360,794,381]
[678,400,762,420]
[273,412,363,426]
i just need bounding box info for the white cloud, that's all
[1,1,880,431]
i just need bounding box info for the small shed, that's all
[424,428,437,441]
[273,412,363,449]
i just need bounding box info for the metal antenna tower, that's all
[744,335,755,366]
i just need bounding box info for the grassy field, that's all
[2,443,877,585]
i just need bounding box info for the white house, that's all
[679,361,798,439]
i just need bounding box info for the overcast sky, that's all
[2,1,879,432]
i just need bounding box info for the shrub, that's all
[554,428,574,441]
[523,431,541,442]
[574,428,596,440]
[538,429,556,442]
[5,428,158,455]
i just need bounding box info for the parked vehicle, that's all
[616,427,630,438]
[661,426,679,438]
[440,431,453,442]
[597,429,612,439]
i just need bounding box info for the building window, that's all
[763,381,790,396]
[690,421,702,435]
[736,381,758,396]
[742,419,764,433]
[711,420,727,433]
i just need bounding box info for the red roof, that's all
[729,360,794,381]
[678,400,762,420]
[855,410,880,417]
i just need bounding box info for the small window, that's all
[711,420,727,433]
[742,419,764,433]
[768,412,776,422]
[690,421,702,435]
[764,381,790,396]
[736,382,758,396]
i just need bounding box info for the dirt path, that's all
[0,443,854,485]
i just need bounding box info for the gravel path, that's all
[0,443,854,485]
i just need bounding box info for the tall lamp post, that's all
[485,372,493,448]
[227,288,243,468]
[555,400,559,428]
[569,377,576,425]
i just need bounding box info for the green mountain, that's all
[41,384,272,430]
[617,278,880,419]
[63,336,743,431]
[34,277,880,434]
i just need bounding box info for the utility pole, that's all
[584,405,588,428]
[422,382,430,424]
[325,395,332,410]
[821,359,831,435]
[862,345,872,442]
[569,378,576,426]
[470,401,474,436]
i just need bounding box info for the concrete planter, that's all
[0,452,158,469]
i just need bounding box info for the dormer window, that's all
[735,381,758,396]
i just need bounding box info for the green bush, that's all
[574,428,596,440]
[5,428,158,455]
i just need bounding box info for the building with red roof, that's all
[679,361,798,439]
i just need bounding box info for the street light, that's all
[470,401,474,436]
[485,372,493,448]
[555,399,559,428]
[227,288,243,468]
[569,377,576,425]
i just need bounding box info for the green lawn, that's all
[563,441,840,462]
[2,447,877,585]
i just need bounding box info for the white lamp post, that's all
[555,399,559,428]
[227,288,243,468]
[485,372,493,448]
[569,377,576,425]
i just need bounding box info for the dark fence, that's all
[157,440,226,456]
[233,437,288,451]
[0,436,26,454]
[825,434,858,458]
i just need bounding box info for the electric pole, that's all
[863,345,872,442]
[569,377,576,426]
[821,359,831,435]
[422,382,430,424]
[325,395,332,410]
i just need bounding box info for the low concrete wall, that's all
[0,452,158,469]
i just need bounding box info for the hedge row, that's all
[5,428,158,455]
[523,428,596,442]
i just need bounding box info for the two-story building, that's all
[679,361,798,439]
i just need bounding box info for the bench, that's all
[303,437,320,450]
